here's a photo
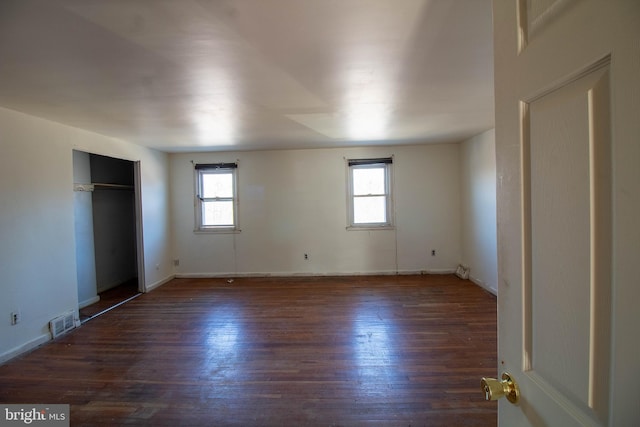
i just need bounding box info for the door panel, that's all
[522,62,612,424]
[493,0,639,425]
[517,0,580,51]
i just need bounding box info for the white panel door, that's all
[493,0,639,425]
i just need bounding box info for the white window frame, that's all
[194,163,239,233]
[346,157,394,230]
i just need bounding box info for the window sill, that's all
[346,225,395,231]
[194,228,241,234]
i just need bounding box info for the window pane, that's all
[203,200,234,226]
[353,167,385,195]
[202,173,233,198]
[353,196,386,224]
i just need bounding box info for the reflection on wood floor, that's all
[0,274,497,426]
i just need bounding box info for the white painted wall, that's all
[460,129,497,293]
[171,144,461,276]
[0,106,172,363]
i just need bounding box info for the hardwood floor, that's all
[79,278,141,322]
[0,275,497,426]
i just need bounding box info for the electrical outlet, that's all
[431,250,436,256]
[173,259,180,267]
[10,311,21,325]
[304,253,309,260]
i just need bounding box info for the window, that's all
[195,163,238,232]
[347,157,393,228]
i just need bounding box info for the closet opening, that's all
[73,151,144,323]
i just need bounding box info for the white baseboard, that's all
[174,272,369,279]
[145,274,175,292]
[420,268,457,275]
[78,295,100,309]
[0,333,50,365]
[469,274,497,296]
[175,269,457,279]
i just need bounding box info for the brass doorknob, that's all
[481,372,520,404]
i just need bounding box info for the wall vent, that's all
[49,312,76,338]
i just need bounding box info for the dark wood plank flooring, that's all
[0,275,497,426]
[79,278,141,322]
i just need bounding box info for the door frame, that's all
[133,160,146,293]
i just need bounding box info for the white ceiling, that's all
[0,0,494,153]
